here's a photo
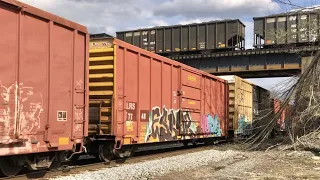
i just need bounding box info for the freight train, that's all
[0,0,290,177]
[116,7,320,55]
[116,19,246,54]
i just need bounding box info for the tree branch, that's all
[273,0,304,8]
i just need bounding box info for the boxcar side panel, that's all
[113,39,228,146]
[19,13,49,144]
[73,32,87,140]
[0,5,19,140]
[0,0,88,156]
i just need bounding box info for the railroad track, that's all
[2,142,229,180]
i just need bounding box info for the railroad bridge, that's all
[165,46,319,78]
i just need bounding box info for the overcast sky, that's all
[19,0,318,90]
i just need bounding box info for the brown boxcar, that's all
[0,0,88,175]
[254,7,320,48]
[116,19,245,54]
[88,35,229,155]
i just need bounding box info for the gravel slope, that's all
[51,149,241,180]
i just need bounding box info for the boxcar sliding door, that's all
[179,68,202,136]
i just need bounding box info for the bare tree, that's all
[248,0,320,151]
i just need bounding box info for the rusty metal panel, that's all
[105,38,229,146]
[0,0,88,156]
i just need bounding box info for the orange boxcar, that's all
[88,35,229,155]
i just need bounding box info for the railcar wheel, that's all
[98,143,114,163]
[0,157,21,177]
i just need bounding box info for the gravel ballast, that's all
[51,149,241,180]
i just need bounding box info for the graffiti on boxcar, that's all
[181,110,198,135]
[74,107,84,121]
[0,82,43,138]
[144,106,204,143]
[144,106,180,143]
[143,106,224,142]
[76,78,84,89]
[0,83,14,137]
[201,114,222,136]
[235,114,251,136]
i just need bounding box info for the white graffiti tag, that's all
[74,107,83,121]
[76,79,84,89]
[0,82,43,139]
